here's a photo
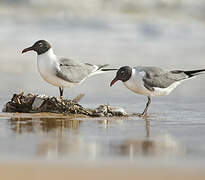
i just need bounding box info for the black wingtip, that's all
[184,69,205,78]
[101,68,118,71]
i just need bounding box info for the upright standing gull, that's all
[22,40,116,97]
[110,66,205,116]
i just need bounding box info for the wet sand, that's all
[0,161,205,180]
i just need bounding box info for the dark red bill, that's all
[22,46,33,54]
[110,77,119,87]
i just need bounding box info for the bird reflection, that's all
[116,118,184,157]
[8,116,185,159]
[145,118,150,138]
[118,135,184,157]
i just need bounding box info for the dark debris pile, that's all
[2,92,128,117]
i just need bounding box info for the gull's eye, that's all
[39,43,43,47]
[120,71,125,74]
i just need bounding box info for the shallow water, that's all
[0,96,205,166]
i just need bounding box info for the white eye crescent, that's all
[39,43,43,47]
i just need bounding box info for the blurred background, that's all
[1,0,205,106]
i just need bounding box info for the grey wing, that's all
[56,57,97,83]
[140,66,188,91]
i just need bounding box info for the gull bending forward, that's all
[110,66,205,116]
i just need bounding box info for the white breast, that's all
[123,68,151,96]
[37,49,75,88]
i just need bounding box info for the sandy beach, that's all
[0,161,205,180]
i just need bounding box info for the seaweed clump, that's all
[2,92,127,117]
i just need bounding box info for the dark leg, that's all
[59,87,64,98]
[138,96,151,117]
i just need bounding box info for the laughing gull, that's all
[110,66,205,116]
[22,40,117,97]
